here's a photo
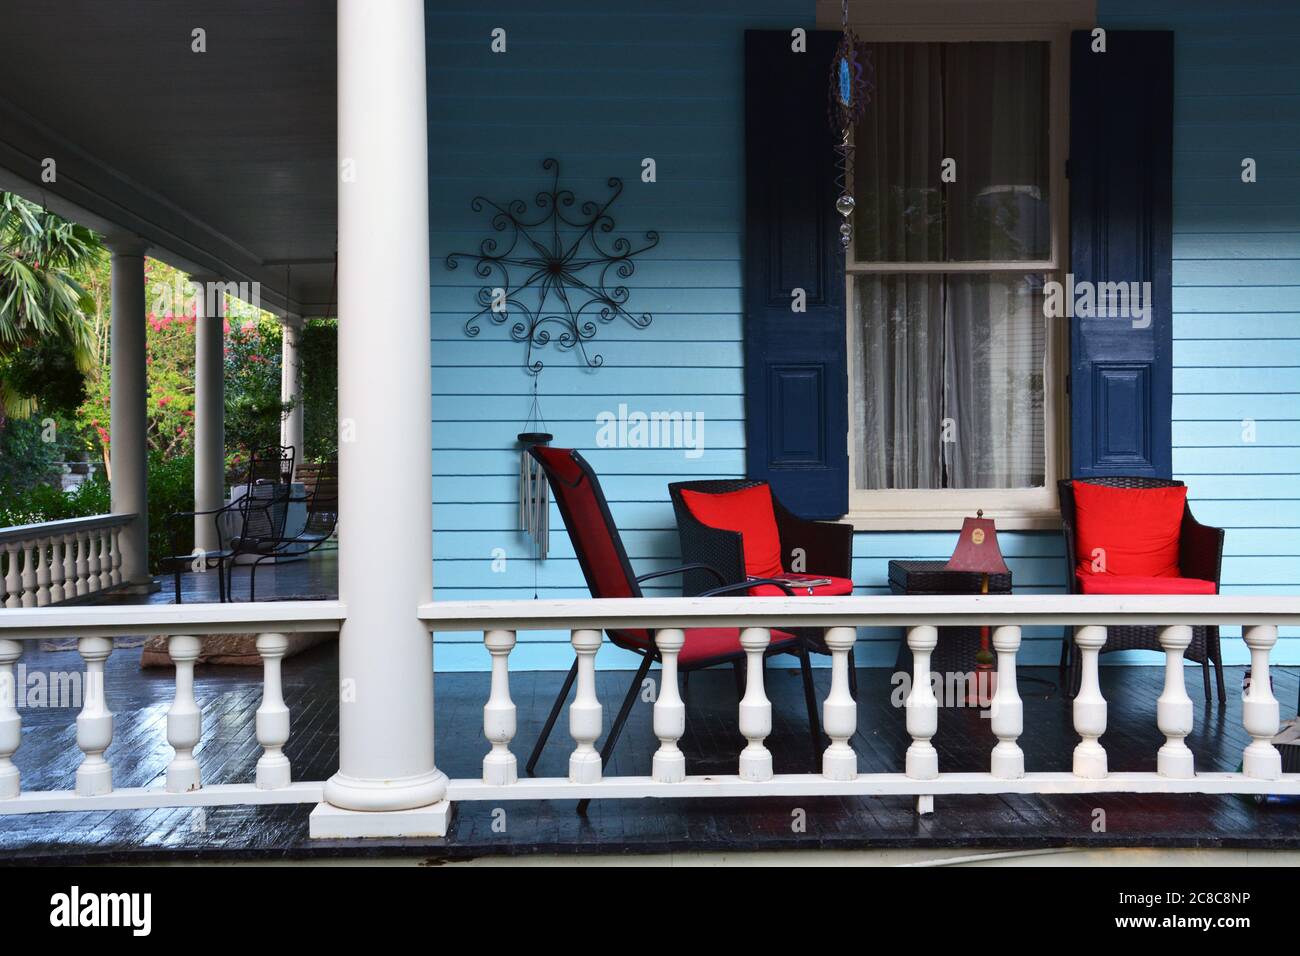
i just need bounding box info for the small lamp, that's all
[943,510,1008,704]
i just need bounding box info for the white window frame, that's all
[820,12,1085,530]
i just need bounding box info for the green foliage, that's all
[0,474,108,528]
[0,193,100,417]
[0,414,82,493]
[300,318,337,461]
[224,315,287,459]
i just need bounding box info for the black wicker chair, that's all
[668,479,857,692]
[525,447,823,808]
[1058,477,1226,702]
[241,460,339,602]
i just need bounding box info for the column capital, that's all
[102,232,149,257]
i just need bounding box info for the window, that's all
[845,32,1068,529]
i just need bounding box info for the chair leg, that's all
[732,659,746,699]
[847,648,858,698]
[217,560,226,603]
[796,640,822,772]
[1059,631,1071,671]
[577,654,654,816]
[1213,628,1227,704]
[1201,656,1212,703]
[174,570,182,604]
[525,660,578,777]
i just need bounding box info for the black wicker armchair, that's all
[1058,477,1226,702]
[668,479,856,684]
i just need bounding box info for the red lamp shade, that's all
[944,512,1010,576]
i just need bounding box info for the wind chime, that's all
[517,388,552,563]
[827,0,872,250]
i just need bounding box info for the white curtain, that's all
[852,41,1049,491]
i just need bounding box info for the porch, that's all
[5,630,1299,863]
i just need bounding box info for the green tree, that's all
[0,193,99,418]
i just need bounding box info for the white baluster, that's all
[19,542,36,607]
[1072,625,1108,778]
[166,635,203,793]
[62,534,76,599]
[738,627,773,782]
[85,532,101,593]
[0,639,21,799]
[97,531,111,589]
[990,625,1025,778]
[482,629,517,785]
[75,636,114,796]
[35,541,51,606]
[110,527,122,586]
[1156,625,1194,778]
[822,626,858,781]
[74,533,89,596]
[1243,624,1282,780]
[905,625,939,780]
[568,628,603,784]
[255,632,291,789]
[3,544,19,607]
[652,628,687,783]
[49,537,66,604]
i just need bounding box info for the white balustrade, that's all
[255,632,292,789]
[905,625,939,779]
[568,628,603,784]
[1156,625,1194,778]
[651,628,687,783]
[1072,625,1108,779]
[0,515,136,609]
[482,628,517,785]
[0,639,20,799]
[166,635,203,793]
[737,626,773,782]
[821,626,858,781]
[990,625,1024,779]
[1242,624,1282,780]
[75,636,114,796]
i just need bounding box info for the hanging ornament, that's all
[827,0,873,250]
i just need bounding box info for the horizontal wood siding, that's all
[1101,0,1300,663]
[427,0,1298,671]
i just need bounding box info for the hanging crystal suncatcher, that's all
[827,0,873,249]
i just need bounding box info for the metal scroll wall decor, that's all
[446,158,660,569]
[827,0,873,249]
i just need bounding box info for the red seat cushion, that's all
[1076,571,1216,595]
[677,627,801,666]
[679,485,784,580]
[749,574,855,597]
[1073,482,1186,578]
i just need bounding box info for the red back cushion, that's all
[679,485,784,580]
[1073,482,1186,578]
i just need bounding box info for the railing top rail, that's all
[417,594,1300,632]
[0,600,346,640]
[0,513,137,545]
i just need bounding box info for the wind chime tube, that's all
[518,434,552,561]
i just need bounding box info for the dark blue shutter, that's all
[1069,30,1174,478]
[743,30,848,519]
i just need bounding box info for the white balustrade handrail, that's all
[0,513,139,609]
[0,513,137,546]
[418,593,1300,631]
[418,593,1300,819]
[0,600,345,814]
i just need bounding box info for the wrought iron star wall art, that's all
[445,158,660,375]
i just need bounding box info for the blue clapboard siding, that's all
[1101,0,1300,664]
[426,0,1300,672]
[426,0,819,672]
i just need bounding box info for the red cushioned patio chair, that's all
[668,479,857,696]
[1059,477,1226,701]
[525,447,824,802]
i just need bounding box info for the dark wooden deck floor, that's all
[3,634,1299,863]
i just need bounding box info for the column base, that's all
[309,800,453,839]
[322,766,448,812]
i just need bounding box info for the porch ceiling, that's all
[0,0,337,318]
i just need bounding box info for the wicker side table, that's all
[888,560,1013,675]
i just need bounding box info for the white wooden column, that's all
[989,625,1024,779]
[1072,625,1108,779]
[192,274,226,557]
[165,634,203,793]
[314,0,447,837]
[1156,625,1194,778]
[737,627,773,782]
[821,626,858,781]
[75,637,114,796]
[481,629,518,786]
[106,236,150,585]
[280,314,305,469]
[0,639,20,798]
[568,628,603,784]
[652,629,687,783]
